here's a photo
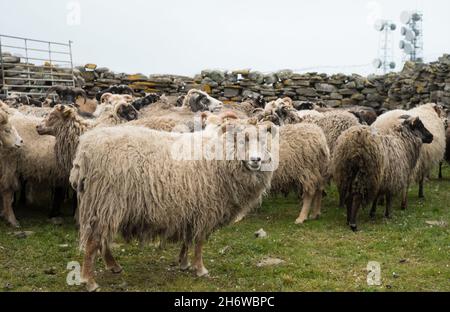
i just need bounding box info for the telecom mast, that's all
[373,20,397,74]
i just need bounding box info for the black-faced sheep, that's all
[69,121,276,291]
[372,103,446,198]
[332,116,433,231]
[46,86,87,105]
[95,84,135,101]
[131,93,160,111]
[439,127,450,179]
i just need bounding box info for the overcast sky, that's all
[1,0,449,76]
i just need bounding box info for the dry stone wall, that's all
[2,51,450,110]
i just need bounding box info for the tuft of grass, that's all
[0,166,449,292]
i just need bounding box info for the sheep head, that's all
[400,115,433,144]
[115,102,138,121]
[0,108,23,149]
[36,104,77,135]
[100,93,133,105]
[182,89,223,113]
[214,117,277,172]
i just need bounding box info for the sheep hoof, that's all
[311,214,321,220]
[295,218,306,224]
[86,280,100,292]
[195,267,209,277]
[9,220,20,228]
[180,262,191,271]
[108,265,123,274]
[350,224,358,232]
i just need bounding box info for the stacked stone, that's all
[386,54,450,109]
[2,50,450,110]
[195,69,389,109]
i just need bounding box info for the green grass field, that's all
[1,166,449,292]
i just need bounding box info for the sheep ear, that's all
[123,95,133,102]
[100,93,113,104]
[399,114,411,120]
[282,97,293,107]
[62,106,73,118]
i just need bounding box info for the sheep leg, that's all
[384,193,393,219]
[418,177,424,198]
[192,240,208,277]
[349,194,361,232]
[81,237,100,292]
[295,193,314,224]
[310,190,322,220]
[179,242,190,270]
[438,162,443,179]
[49,186,64,218]
[369,195,379,220]
[19,179,27,207]
[102,245,122,274]
[1,191,19,228]
[401,189,408,210]
[346,195,352,225]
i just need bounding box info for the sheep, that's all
[3,93,43,108]
[439,127,450,179]
[46,86,87,105]
[130,93,160,111]
[313,111,361,155]
[93,93,134,118]
[372,103,447,198]
[0,102,65,226]
[203,112,329,224]
[69,119,276,291]
[332,115,433,231]
[139,89,223,118]
[75,97,98,114]
[260,98,360,155]
[129,90,224,132]
[0,105,24,226]
[37,101,136,178]
[270,122,330,224]
[95,84,135,101]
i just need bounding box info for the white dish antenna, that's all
[373,58,382,69]
[400,11,412,24]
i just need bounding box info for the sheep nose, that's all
[250,156,261,162]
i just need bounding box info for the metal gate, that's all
[0,34,75,97]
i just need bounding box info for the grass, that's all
[0,166,449,292]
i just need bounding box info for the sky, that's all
[1,0,449,76]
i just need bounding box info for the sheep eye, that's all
[4,129,11,134]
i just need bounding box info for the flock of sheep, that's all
[0,85,449,291]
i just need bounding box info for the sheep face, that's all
[402,116,434,144]
[116,103,138,121]
[100,93,133,105]
[219,121,277,172]
[0,111,23,149]
[183,89,223,113]
[36,104,75,136]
